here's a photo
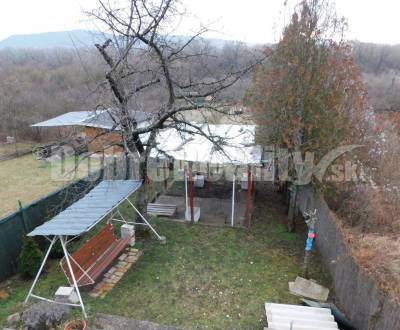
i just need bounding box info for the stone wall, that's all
[297,185,400,330]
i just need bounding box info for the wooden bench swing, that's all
[61,224,130,287]
[25,180,165,318]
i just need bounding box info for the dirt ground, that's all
[155,194,247,226]
[155,180,252,226]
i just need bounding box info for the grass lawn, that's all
[0,186,329,329]
[0,154,100,217]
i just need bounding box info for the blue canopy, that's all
[28,180,142,237]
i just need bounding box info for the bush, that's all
[17,236,44,279]
[49,240,64,259]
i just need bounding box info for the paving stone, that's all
[118,253,128,261]
[103,282,114,289]
[108,267,117,274]
[94,282,106,291]
[93,283,102,291]
[127,256,138,263]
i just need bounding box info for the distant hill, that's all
[0,30,258,50]
[0,30,108,49]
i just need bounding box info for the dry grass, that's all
[328,117,400,303]
[0,142,34,158]
[350,233,400,303]
[0,154,100,217]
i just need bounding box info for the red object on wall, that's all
[163,161,168,190]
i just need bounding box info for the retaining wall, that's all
[297,185,400,330]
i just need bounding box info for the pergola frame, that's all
[183,161,257,227]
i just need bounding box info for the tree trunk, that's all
[302,250,311,279]
[287,184,297,232]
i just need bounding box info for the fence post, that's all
[18,200,28,234]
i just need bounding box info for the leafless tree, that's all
[88,0,260,181]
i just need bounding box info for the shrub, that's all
[49,240,64,259]
[17,236,43,279]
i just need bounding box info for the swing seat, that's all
[62,224,131,287]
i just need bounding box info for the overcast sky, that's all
[0,0,399,45]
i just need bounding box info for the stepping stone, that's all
[127,256,138,263]
[289,277,329,302]
[108,267,117,274]
[118,253,128,261]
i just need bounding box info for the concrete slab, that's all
[289,277,329,302]
[154,195,246,226]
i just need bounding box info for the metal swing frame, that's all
[24,181,165,318]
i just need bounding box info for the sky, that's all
[0,0,399,45]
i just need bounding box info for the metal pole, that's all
[59,236,87,318]
[25,236,57,305]
[126,199,165,241]
[245,166,252,228]
[188,161,194,224]
[184,167,188,212]
[231,174,235,227]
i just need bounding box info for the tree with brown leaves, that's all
[247,0,370,230]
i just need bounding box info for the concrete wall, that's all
[297,186,400,330]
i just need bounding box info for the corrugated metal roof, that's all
[31,111,96,127]
[32,110,154,129]
[28,180,142,237]
[151,124,262,165]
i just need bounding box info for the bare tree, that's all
[88,0,260,182]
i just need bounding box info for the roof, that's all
[31,111,95,127]
[28,180,142,237]
[151,124,262,165]
[32,110,153,130]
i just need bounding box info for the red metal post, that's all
[245,166,252,228]
[188,161,195,224]
[163,161,168,190]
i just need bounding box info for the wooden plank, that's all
[88,237,130,281]
[63,224,118,284]
[148,203,177,208]
[147,203,177,217]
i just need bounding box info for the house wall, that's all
[84,127,123,154]
[297,185,400,330]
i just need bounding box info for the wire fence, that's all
[0,173,102,281]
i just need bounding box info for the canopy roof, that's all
[28,180,141,237]
[151,124,262,165]
[32,110,153,130]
